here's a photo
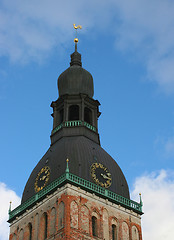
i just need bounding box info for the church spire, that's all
[70,24,82,66]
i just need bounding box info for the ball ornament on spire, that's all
[74,38,78,43]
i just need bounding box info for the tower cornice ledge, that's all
[8,171,143,223]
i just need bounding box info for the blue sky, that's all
[1,0,174,239]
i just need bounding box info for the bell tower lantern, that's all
[51,42,101,146]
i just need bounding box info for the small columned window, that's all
[58,201,65,229]
[12,234,17,240]
[39,212,48,240]
[69,105,79,121]
[28,223,32,240]
[44,213,48,239]
[112,224,117,240]
[84,107,92,124]
[92,216,97,236]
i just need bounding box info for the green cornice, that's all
[8,171,143,223]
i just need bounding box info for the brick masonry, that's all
[9,184,142,240]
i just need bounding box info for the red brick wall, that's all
[10,192,142,240]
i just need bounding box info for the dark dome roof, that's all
[58,51,94,97]
[22,136,130,203]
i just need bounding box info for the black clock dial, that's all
[34,166,50,192]
[90,163,112,188]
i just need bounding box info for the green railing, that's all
[52,120,96,134]
[9,171,143,222]
[65,120,82,127]
[67,173,142,212]
[52,123,63,134]
[84,122,96,132]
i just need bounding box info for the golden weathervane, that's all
[73,24,82,43]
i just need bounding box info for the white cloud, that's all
[1,0,174,92]
[114,0,174,94]
[131,170,174,240]
[0,182,21,240]
[0,0,113,63]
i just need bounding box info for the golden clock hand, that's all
[40,175,46,181]
[101,173,111,180]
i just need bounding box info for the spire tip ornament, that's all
[66,158,69,173]
[73,24,82,51]
[73,24,82,30]
[74,38,79,43]
[139,193,143,209]
[8,201,12,214]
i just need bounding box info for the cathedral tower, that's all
[8,38,143,240]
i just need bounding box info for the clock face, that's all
[34,166,50,193]
[90,163,112,188]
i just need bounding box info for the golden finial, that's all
[66,158,69,173]
[73,24,82,30]
[73,24,82,44]
[9,201,12,213]
[139,193,143,207]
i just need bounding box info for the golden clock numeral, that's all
[99,163,103,168]
[92,176,96,180]
[95,163,99,168]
